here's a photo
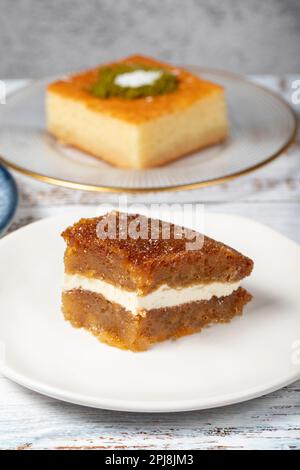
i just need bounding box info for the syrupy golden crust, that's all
[47,55,223,123]
[62,212,254,294]
[62,287,252,351]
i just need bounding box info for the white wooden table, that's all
[0,77,300,450]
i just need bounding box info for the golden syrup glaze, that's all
[62,212,253,291]
[47,54,224,123]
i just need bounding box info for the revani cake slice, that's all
[62,212,253,351]
[47,55,228,169]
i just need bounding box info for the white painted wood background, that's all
[0,77,299,450]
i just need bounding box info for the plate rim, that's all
[1,364,299,413]
[1,211,300,412]
[0,165,18,234]
[0,68,298,193]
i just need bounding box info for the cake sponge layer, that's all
[47,55,228,168]
[62,287,252,351]
[62,212,254,295]
[47,88,228,168]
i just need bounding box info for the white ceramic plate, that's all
[0,69,296,192]
[1,209,300,412]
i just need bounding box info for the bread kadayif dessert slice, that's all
[47,55,229,169]
[61,212,253,351]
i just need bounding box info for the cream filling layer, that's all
[63,274,241,315]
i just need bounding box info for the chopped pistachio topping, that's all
[90,64,179,99]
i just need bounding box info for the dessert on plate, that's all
[47,55,229,169]
[61,211,253,351]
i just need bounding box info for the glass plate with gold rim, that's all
[0,69,297,193]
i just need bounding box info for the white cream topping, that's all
[63,274,241,316]
[114,70,162,88]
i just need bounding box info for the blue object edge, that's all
[0,165,18,234]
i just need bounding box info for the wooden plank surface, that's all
[0,376,299,450]
[0,77,300,450]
